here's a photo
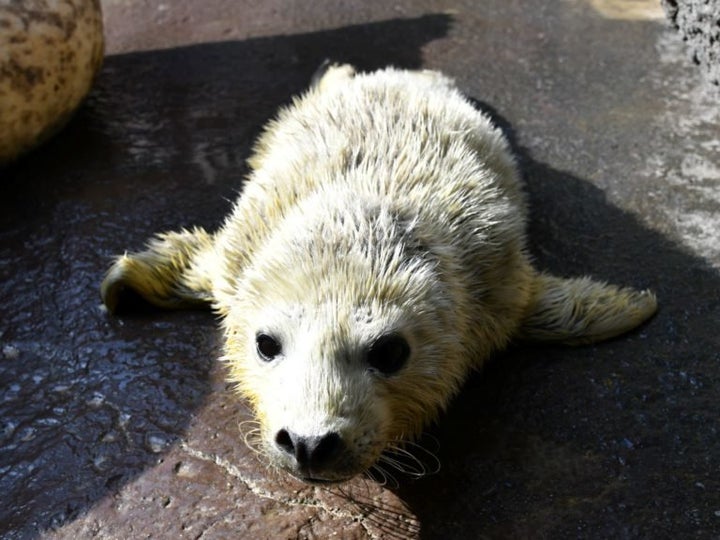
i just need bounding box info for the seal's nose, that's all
[274,429,345,471]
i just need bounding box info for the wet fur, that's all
[101,65,657,482]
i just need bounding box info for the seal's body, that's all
[101,65,656,484]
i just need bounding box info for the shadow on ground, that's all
[395,106,720,538]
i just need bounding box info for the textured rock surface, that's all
[662,0,720,87]
[0,0,104,164]
[1,0,719,538]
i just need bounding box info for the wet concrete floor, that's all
[1,0,719,538]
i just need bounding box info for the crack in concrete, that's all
[179,442,386,539]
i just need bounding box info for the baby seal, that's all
[101,64,657,484]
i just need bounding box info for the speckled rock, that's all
[0,0,104,164]
[662,0,720,87]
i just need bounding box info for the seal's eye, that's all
[366,334,410,375]
[256,333,282,362]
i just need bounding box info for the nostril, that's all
[311,432,344,466]
[275,429,294,455]
[275,428,310,465]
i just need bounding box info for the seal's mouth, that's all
[297,474,353,485]
[301,476,336,485]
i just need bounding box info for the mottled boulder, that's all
[662,0,720,87]
[0,0,104,164]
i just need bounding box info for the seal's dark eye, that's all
[366,334,410,375]
[256,333,282,362]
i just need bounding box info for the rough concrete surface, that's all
[1,0,719,538]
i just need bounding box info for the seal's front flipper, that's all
[518,274,657,345]
[101,227,215,314]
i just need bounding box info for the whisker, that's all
[242,431,264,456]
[375,437,442,479]
[395,439,442,473]
[238,418,262,432]
[376,454,425,478]
[237,419,267,459]
[366,463,399,489]
[364,465,386,486]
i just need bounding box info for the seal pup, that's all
[101,64,657,484]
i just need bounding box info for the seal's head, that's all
[223,193,468,483]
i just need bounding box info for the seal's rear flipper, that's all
[518,274,657,345]
[310,59,334,88]
[312,62,356,93]
[101,227,215,314]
